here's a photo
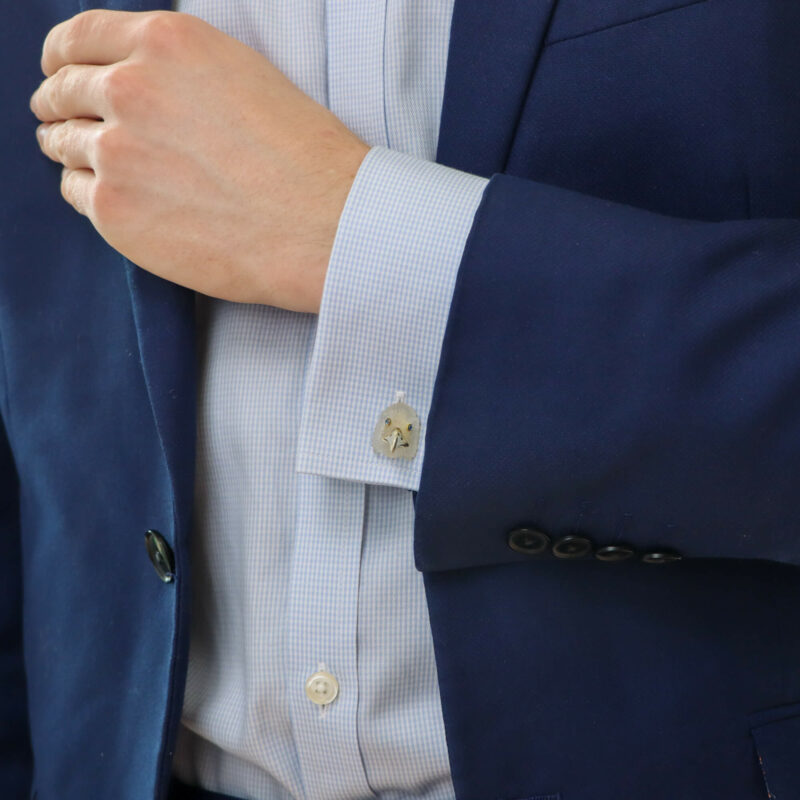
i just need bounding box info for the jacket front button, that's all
[144,529,175,583]
[507,527,551,555]
[552,535,593,559]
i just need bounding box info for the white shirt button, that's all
[305,670,340,706]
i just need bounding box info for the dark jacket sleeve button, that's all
[145,529,175,582]
[595,544,635,562]
[507,527,551,555]
[642,551,683,564]
[552,535,593,559]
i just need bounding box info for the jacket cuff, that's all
[296,146,488,489]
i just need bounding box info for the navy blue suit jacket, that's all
[3,1,800,798]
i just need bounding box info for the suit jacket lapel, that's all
[123,266,196,537]
[436,0,559,176]
[92,0,197,537]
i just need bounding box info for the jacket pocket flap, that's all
[749,702,800,799]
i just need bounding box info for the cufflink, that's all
[372,392,420,460]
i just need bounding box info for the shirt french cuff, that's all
[295,145,488,491]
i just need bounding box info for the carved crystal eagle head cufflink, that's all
[372,391,420,460]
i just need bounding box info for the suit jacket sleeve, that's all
[415,173,800,570]
[0,343,33,795]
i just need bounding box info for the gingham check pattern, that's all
[297,146,488,488]
[171,2,488,799]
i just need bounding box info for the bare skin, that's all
[30,9,370,313]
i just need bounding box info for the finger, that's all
[60,167,95,217]
[30,63,109,122]
[37,118,103,171]
[41,9,143,77]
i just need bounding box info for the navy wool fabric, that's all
[2,0,800,799]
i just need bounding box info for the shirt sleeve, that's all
[295,145,489,491]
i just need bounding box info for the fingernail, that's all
[36,123,49,141]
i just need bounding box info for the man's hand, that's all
[29,9,369,313]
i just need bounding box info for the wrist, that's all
[305,138,370,313]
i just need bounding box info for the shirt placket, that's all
[285,4,389,797]
[286,475,374,799]
[326,0,390,148]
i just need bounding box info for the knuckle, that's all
[56,62,80,92]
[48,126,68,163]
[92,125,124,170]
[101,64,140,112]
[76,8,107,29]
[59,171,71,203]
[40,30,59,74]
[42,9,106,75]
[138,11,189,52]
[59,169,84,213]
[73,8,104,34]
[92,178,125,225]
[62,10,102,57]
[44,64,77,116]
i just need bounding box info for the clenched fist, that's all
[30,9,370,312]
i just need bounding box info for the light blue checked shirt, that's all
[171,2,488,799]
